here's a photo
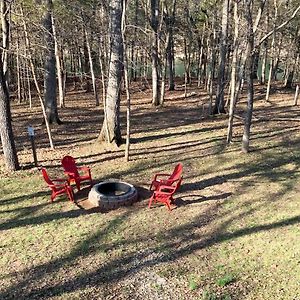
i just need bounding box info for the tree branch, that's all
[258,4,300,46]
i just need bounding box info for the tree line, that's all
[0,0,299,170]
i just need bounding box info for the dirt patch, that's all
[74,182,151,213]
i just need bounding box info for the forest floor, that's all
[1,80,300,300]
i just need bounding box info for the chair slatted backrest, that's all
[174,177,182,192]
[169,163,183,182]
[41,168,54,186]
[61,156,79,177]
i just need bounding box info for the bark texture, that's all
[0,59,19,171]
[43,0,60,124]
[214,0,229,114]
[99,0,123,145]
[1,0,9,83]
[150,0,160,106]
[242,0,255,153]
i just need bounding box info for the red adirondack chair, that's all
[41,168,74,202]
[61,156,92,191]
[148,177,182,211]
[150,163,183,191]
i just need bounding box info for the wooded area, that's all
[0,0,299,170]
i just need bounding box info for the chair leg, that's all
[148,194,155,209]
[165,200,172,211]
[51,191,56,202]
[67,187,74,202]
[76,180,81,191]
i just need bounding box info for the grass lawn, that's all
[1,83,300,299]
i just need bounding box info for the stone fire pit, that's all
[88,180,138,210]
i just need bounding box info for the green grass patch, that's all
[216,274,235,287]
[188,275,199,291]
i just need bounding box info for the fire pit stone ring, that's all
[88,180,138,210]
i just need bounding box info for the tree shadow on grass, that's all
[0,202,49,215]
[0,211,134,299]
[0,164,153,230]
[0,191,49,206]
[130,136,226,162]
[174,192,232,207]
[0,206,84,231]
[1,201,299,299]
[131,124,225,144]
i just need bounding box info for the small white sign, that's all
[27,126,35,136]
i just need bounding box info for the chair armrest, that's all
[52,178,68,183]
[160,177,181,186]
[157,184,176,193]
[78,166,91,175]
[170,177,181,184]
[64,171,74,175]
[49,182,69,188]
[78,166,90,171]
[63,171,77,178]
[153,173,171,181]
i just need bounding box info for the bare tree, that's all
[1,0,9,85]
[150,0,160,106]
[0,59,19,171]
[242,0,255,153]
[99,0,123,145]
[43,0,61,124]
[214,0,229,114]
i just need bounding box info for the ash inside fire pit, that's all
[97,182,130,196]
[88,180,138,210]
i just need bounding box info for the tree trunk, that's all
[21,3,54,149]
[1,0,9,85]
[130,0,138,82]
[43,0,61,124]
[83,33,92,93]
[285,54,298,88]
[285,70,294,88]
[99,0,123,145]
[85,28,99,106]
[242,0,255,153]
[265,2,277,102]
[162,0,176,92]
[207,23,217,114]
[52,16,65,108]
[265,43,273,101]
[150,0,160,106]
[160,56,167,105]
[227,0,239,143]
[26,60,32,109]
[260,40,267,84]
[0,51,19,170]
[122,0,131,161]
[184,38,188,97]
[197,25,205,87]
[252,49,259,79]
[214,0,229,114]
[294,85,299,105]
[167,37,175,91]
[16,36,21,103]
[98,38,106,105]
